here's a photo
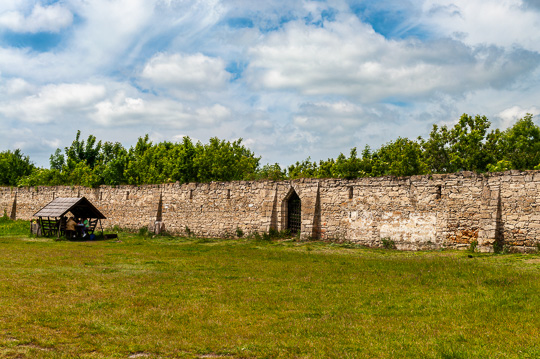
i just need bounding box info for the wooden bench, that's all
[87,218,99,235]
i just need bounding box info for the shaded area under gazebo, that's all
[33,197,106,238]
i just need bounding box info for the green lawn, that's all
[1,219,540,358]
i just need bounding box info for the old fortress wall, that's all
[2,170,540,252]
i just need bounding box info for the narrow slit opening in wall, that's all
[436,185,442,199]
[227,189,231,199]
[100,192,103,200]
[348,186,353,200]
[126,191,129,200]
[190,189,193,200]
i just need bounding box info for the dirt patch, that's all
[18,344,52,352]
[129,353,151,358]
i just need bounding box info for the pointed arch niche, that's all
[282,187,301,234]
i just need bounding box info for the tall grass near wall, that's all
[0,216,30,238]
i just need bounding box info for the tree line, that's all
[1,113,539,187]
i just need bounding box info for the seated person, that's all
[83,218,90,237]
[66,217,77,238]
[76,219,86,237]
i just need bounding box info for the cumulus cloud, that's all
[293,101,370,145]
[0,77,35,96]
[497,105,540,129]
[93,91,231,128]
[288,100,422,155]
[140,53,231,95]
[1,0,540,169]
[0,3,73,33]
[246,15,540,102]
[0,83,106,123]
[422,0,540,50]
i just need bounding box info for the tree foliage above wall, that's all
[3,113,540,187]
[0,149,34,186]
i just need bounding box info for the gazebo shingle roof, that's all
[33,197,106,219]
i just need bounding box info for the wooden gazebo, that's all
[33,197,106,238]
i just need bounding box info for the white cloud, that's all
[0,3,73,33]
[0,0,229,84]
[195,104,231,122]
[422,0,540,51]
[0,77,35,96]
[0,83,106,123]
[93,91,231,128]
[294,101,369,136]
[246,15,540,102]
[290,100,405,152]
[69,0,156,66]
[42,137,61,149]
[67,0,227,74]
[1,0,540,169]
[140,53,231,95]
[497,105,540,128]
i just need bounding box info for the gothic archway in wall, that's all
[287,190,301,234]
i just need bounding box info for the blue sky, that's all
[0,0,539,168]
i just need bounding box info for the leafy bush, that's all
[493,240,504,254]
[138,227,150,238]
[381,237,397,249]
[468,240,478,253]
[236,227,244,238]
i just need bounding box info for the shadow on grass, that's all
[66,233,118,242]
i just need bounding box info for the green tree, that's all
[333,148,362,179]
[123,135,162,185]
[420,114,494,173]
[194,138,260,182]
[66,162,100,187]
[372,137,428,177]
[359,145,374,177]
[168,137,198,184]
[49,148,65,171]
[0,149,34,186]
[497,114,540,170]
[287,157,318,179]
[17,168,65,187]
[254,163,287,181]
[448,114,492,172]
[420,124,452,173]
[317,158,336,179]
[65,130,102,170]
[98,141,129,185]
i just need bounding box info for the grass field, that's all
[1,218,540,358]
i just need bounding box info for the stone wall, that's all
[2,170,540,252]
